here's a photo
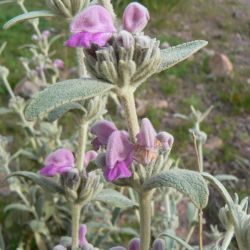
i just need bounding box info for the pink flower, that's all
[53,59,64,70]
[65,5,116,48]
[40,149,97,177]
[123,2,150,33]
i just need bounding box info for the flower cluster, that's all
[91,118,174,181]
[65,3,149,48]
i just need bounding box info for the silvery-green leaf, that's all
[7,171,65,194]
[47,102,84,122]
[158,40,208,73]
[159,232,194,250]
[3,10,56,29]
[118,227,138,236]
[25,78,113,121]
[143,169,209,209]
[4,203,32,213]
[215,174,238,182]
[95,189,138,208]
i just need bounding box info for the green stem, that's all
[221,226,234,250]
[199,209,203,250]
[120,87,139,143]
[76,48,87,78]
[71,204,81,249]
[139,192,152,250]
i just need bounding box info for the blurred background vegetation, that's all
[0,0,250,247]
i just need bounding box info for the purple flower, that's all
[53,59,64,70]
[65,5,116,48]
[42,30,51,38]
[90,120,117,150]
[40,149,97,177]
[84,150,97,167]
[134,118,174,165]
[152,239,166,250]
[105,131,134,181]
[128,238,140,250]
[40,148,75,177]
[79,224,88,247]
[123,2,150,33]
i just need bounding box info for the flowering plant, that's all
[1,0,249,250]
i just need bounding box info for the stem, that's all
[139,192,152,250]
[120,87,140,143]
[71,204,81,249]
[76,48,87,78]
[199,209,203,250]
[221,226,234,250]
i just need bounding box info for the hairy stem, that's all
[76,48,87,78]
[139,192,152,250]
[199,209,203,250]
[71,204,81,249]
[221,226,234,250]
[120,87,140,143]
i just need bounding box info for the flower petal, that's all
[156,132,174,150]
[128,238,140,250]
[84,150,98,167]
[123,2,150,33]
[70,5,116,34]
[91,120,117,149]
[40,165,58,177]
[106,131,133,169]
[104,160,132,181]
[44,148,75,169]
[136,118,157,149]
[78,224,88,247]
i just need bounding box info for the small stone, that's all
[209,53,233,77]
[205,137,223,151]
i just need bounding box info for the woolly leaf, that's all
[7,171,65,194]
[4,203,32,213]
[47,102,84,122]
[158,40,208,72]
[95,189,138,208]
[143,169,209,209]
[25,78,113,121]
[3,10,56,29]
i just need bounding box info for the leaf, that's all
[160,232,194,250]
[47,102,84,122]
[215,174,238,182]
[3,10,56,29]
[95,189,138,208]
[25,78,113,121]
[158,40,208,73]
[143,169,209,209]
[0,0,16,5]
[4,203,32,213]
[7,171,65,194]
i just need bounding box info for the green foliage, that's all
[95,189,138,209]
[3,10,56,30]
[7,171,65,194]
[143,169,209,209]
[158,40,208,73]
[25,79,113,121]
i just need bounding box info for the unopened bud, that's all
[152,239,166,250]
[128,237,140,250]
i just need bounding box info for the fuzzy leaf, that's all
[160,232,194,250]
[158,40,208,72]
[3,10,56,29]
[0,0,16,5]
[4,203,32,213]
[95,189,138,208]
[7,171,65,194]
[47,102,84,122]
[25,78,113,121]
[143,169,209,209]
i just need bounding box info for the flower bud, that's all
[60,168,80,190]
[152,239,166,250]
[218,205,234,230]
[128,237,140,250]
[53,245,67,250]
[53,59,65,70]
[0,66,9,79]
[117,30,135,49]
[123,2,150,33]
